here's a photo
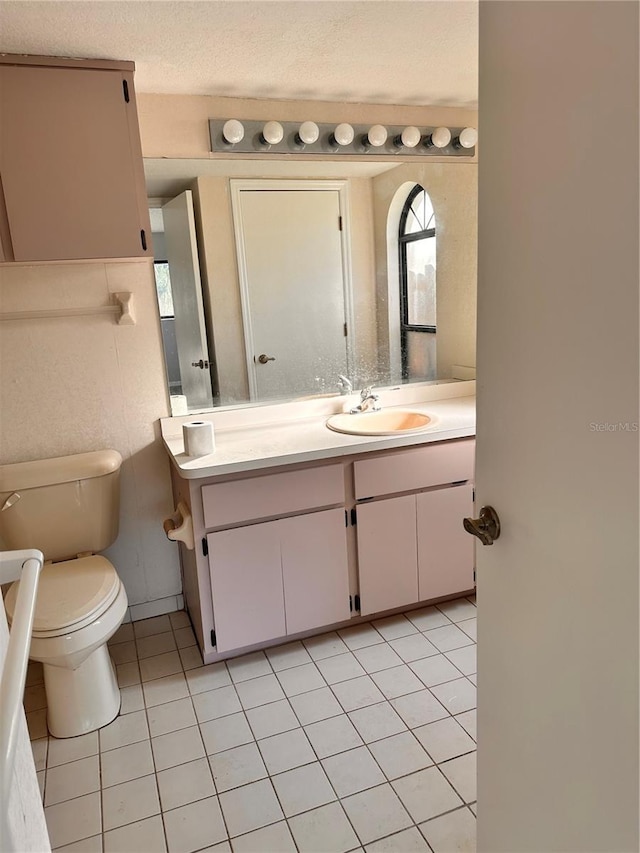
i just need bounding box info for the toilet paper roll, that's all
[170,395,188,416]
[183,421,215,457]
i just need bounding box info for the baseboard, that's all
[122,593,185,623]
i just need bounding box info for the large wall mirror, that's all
[145,155,477,412]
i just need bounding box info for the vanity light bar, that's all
[210,120,476,157]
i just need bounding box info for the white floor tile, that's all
[169,610,191,629]
[304,714,363,758]
[429,678,477,715]
[409,655,464,688]
[157,757,215,811]
[136,631,177,660]
[390,689,449,728]
[246,698,299,739]
[101,739,155,788]
[55,834,103,853]
[276,662,326,696]
[142,673,189,708]
[353,644,404,674]
[365,826,431,852]
[439,752,477,803]
[258,727,316,774]
[349,702,407,743]
[414,717,476,764]
[26,709,48,740]
[338,624,385,650]
[287,801,360,853]
[139,650,183,682]
[405,606,451,632]
[303,631,349,660]
[151,725,205,772]
[179,645,204,671]
[45,755,100,806]
[36,770,44,800]
[467,673,477,686]
[31,738,47,772]
[163,795,227,853]
[23,683,47,712]
[119,683,144,715]
[185,663,231,694]
[147,697,197,737]
[322,746,386,797]
[219,778,284,837]
[392,766,463,823]
[436,599,477,623]
[208,741,267,792]
[372,615,418,641]
[445,645,477,675]
[424,624,473,653]
[342,783,413,845]
[271,761,336,816]
[109,623,134,645]
[368,731,433,780]
[235,674,286,709]
[200,712,255,755]
[455,709,477,741]
[103,815,167,853]
[99,710,149,753]
[227,651,272,683]
[174,626,197,649]
[116,662,140,688]
[331,676,386,712]
[315,652,367,684]
[192,685,242,723]
[109,642,138,666]
[388,633,440,663]
[133,614,172,638]
[102,774,160,831]
[371,665,426,699]
[469,802,477,816]
[458,617,477,641]
[289,687,344,725]
[45,792,102,848]
[419,806,477,852]
[232,821,296,853]
[48,731,98,768]
[266,641,313,671]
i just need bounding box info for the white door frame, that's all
[230,179,355,400]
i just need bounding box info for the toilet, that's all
[0,450,128,738]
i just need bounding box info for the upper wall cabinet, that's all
[0,56,151,262]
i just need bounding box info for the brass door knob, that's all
[257,354,276,364]
[463,505,501,546]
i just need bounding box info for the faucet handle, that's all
[360,385,374,399]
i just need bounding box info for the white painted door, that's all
[417,484,474,601]
[478,3,639,850]
[234,187,349,400]
[163,191,214,410]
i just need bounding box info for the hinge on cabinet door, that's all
[201,538,208,557]
[350,508,357,526]
[343,322,348,337]
[354,594,361,612]
[349,595,353,612]
[122,79,130,103]
[345,509,348,527]
[338,215,343,231]
[210,629,216,647]
[473,568,476,584]
[140,230,147,251]
[473,488,476,502]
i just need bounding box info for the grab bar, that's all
[0,549,44,820]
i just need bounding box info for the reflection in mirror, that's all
[146,157,477,412]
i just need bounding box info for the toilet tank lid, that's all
[0,450,122,492]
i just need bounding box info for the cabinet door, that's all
[281,508,351,635]
[417,484,475,601]
[357,495,419,616]
[207,523,285,653]
[0,65,149,261]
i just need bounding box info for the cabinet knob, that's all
[463,505,501,546]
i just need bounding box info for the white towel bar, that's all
[0,291,135,325]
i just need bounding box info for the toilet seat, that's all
[5,555,121,638]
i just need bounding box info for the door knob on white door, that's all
[191,359,210,369]
[463,505,501,545]
[257,354,276,364]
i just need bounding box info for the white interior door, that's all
[163,191,213,410]
[233,185,349,401]
[477,4,639,851]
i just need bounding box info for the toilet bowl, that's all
[0,450,128,738]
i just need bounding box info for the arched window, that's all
[399,184,436,379]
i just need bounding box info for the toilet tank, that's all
[0,450,122,561]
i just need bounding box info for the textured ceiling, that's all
[0,1,478,107]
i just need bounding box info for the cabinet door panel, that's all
[207,524,285,652]
[417,484,475,600]
[357,496,419,616]
[280,508,350,635]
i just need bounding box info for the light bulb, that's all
[365,124,388,147]
[456,127,478,149]
[297,121,320,145]
[261,121,284,145]
[425,126,452,149]
[399,126,421,148]
[222,119,245,145]
[332,123,355,146]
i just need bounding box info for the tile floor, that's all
[26,597,477,853]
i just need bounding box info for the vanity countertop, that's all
[160,388,476,479]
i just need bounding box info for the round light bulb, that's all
[333,123,355,146]
[297,121,320,145]
[457,127,478,149]
[222,119,245,145]
[399,126,421,148]
[262,121,284,145]
[429,126,452,149]
[366,124,388,147]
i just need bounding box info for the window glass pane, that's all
[154,262,175,317]
[406,235,436,326]
[403,189,435,235]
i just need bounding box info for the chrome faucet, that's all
[350,386,381,414]
[337,375,353,395]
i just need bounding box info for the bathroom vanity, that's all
[161,384,476,664]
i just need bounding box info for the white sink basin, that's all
[326,409,433,436]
